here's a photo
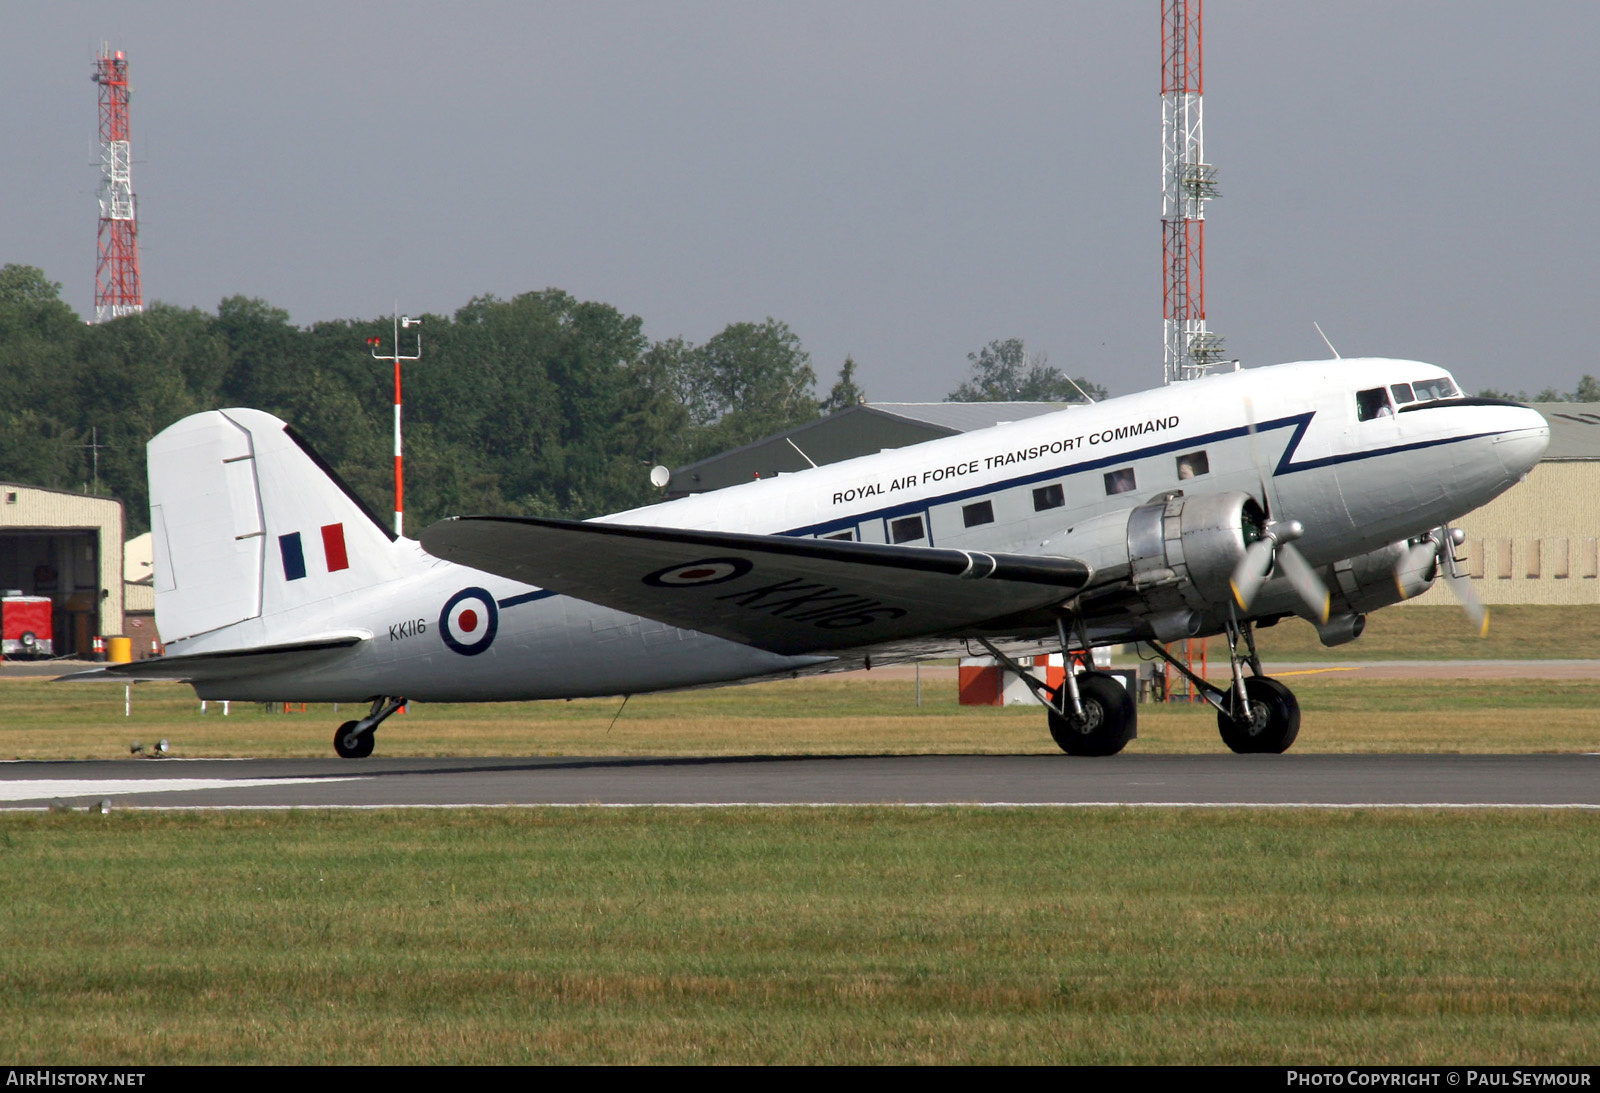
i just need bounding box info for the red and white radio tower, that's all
[92,45,142,323]
[1161,1,1224,383]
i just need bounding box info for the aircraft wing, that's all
[55,633,368,684]
[421,516,1091,656]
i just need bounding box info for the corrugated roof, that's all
[665,401,1079,496]
[867,402,1076,432]
[1529,403,1600,460]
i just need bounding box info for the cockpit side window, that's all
[1390,383,1415,405]
[1356,387,1393,421]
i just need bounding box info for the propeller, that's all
[1396,526,1488,636]
[1230,398,1332,623]
[1230,518,1331,623]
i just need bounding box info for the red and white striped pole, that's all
[393,348,402,535]
[368,310,421,536]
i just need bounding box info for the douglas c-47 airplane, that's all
[75,358,1548,758]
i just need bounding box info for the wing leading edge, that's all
[420,516,1091,656]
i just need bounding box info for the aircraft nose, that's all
[1493,405,1549,479]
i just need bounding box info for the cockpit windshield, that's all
[1411,377,1459,401]
[1389,376,1461,408]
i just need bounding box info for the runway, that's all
[1,753,1597,810]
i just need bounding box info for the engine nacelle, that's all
[1053,494,1443,645]
[1327,539,1438,616]
[1056,491,1265,639]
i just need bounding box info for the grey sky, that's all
[4,2,1594,400]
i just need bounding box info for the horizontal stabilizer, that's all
[56,633,368,684]
[420,516,1090,655]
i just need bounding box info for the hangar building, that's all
[0,484,124,657]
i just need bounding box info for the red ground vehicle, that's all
[1,596,53,658]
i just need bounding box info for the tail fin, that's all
[149,408,406,642]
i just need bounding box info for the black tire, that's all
[333,720,375,759]
[1048,672,1137,757]
[1216,676,1300,754]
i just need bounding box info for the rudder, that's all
[149,408,406,642]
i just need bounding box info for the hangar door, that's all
[0,529,100,657]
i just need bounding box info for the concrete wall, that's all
[1403,462,1600,606]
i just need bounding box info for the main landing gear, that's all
[333,696,407,759]
[1143,615,1300,754]
[977,615,1137,757]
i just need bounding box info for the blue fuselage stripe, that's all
[497,590,555,609]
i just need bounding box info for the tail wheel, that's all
[334,721,375,759]
[1048,672,1136,757]
[1217,676,1301,754]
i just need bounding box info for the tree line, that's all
[0,265,1099,535]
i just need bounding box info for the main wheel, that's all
[333,720,375,759]
[1217,676,1300,754]
[1048,672,1136,757]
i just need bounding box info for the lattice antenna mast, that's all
[1161,1,1224,384]
[92,45,142,323]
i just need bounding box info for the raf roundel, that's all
[642,557,752,588]
[439,587,499,656]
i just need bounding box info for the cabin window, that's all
[1176,450,1209,480]
[1033,483,1065,511]
[1412,377,1459,401]
[890,515,925,544]
[1356,387,1393,421]
[1104,467,1137,495]
[822,530,854,541]
[962,500,995,527]
[1390,383,1415,405]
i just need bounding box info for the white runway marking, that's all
[8,800,1599,812]
[0,777,363,802]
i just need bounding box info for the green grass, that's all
[1249,604,1600,660]
[2,808,1597,1064]
[13,672,1600,759]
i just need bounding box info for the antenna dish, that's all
[649,465,670,489]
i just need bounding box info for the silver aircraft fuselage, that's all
[169,357,1548,702]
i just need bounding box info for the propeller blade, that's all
[1243,397,1273,519]
[1230,538,1275,610]
[1433,526,1489,637]
[1444,572,1489,636]
[1276,542,1332,624]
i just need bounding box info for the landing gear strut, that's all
[333,696,407,759]
[1143,614,1301,754]
[977,612,1137,757]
